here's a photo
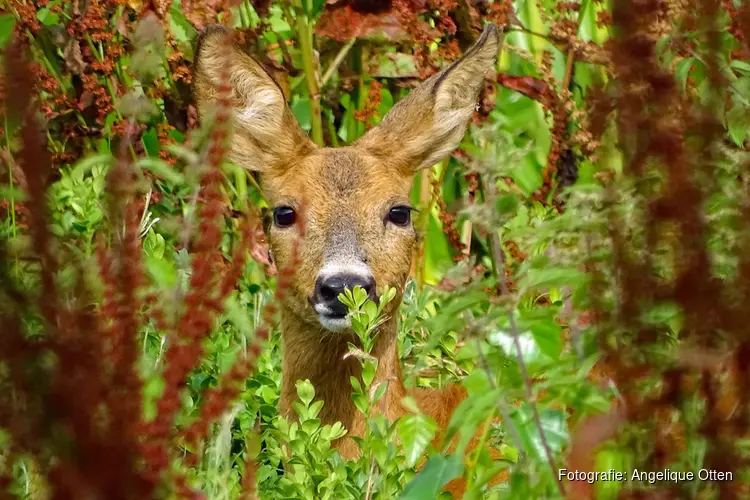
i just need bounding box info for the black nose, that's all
[314,273,376,316]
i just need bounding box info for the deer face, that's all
[194,25,499,332]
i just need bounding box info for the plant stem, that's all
[4,115,16,242]
[364,455,376,500]
[289,2,323,145]
[321,37,357,87]
[563,47,575,93]
[472,338,524,452]
[486,213,565,497]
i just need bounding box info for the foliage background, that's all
[1,0,749,499]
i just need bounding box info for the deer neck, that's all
[279,309,408,439]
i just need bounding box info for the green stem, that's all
[84,33,103,64]
[289,2,323,145]
[4,115,16,241]
[239,1,251,28]
[320,37,357,87]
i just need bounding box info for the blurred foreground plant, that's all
[0,33,283,498]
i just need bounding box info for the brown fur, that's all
[194,24,503,497]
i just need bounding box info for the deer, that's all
[193,23,505,497]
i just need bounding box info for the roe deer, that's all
[194,23,504,496]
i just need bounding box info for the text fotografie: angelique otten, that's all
[559,468,733,484]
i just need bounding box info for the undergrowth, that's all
[1,0,749,499]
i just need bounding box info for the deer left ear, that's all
[355,24,501,174]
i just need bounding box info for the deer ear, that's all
[193,25,315,173]
[355,24,500,173]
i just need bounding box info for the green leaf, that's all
[225,293,253,340]
[305,0,327,18]
[351,286,368,307]
[726,101,750,146]
[519,310,563,360]
[399,454,463,500]
[291,97,313,131]
[521,267,587,290]
[397,415,438,467]
[363,300,378,323]
[0,14,15,48]
[145,255,177,288]
[309,400,324,419]
[296,379,315,407]
[511,157,543,195]
[510,407,569,460]
[495,193,520,214]
[0,184,28,202]
[143,232,166,259]
[423,211,453,285]
[137,158,185,184]
[362,360,376,387]
[372,379,388,402]
[170,4,197,45]
[499,443,519,463]
[301,418,320,435]
[70,154,113,179]
[675,57,695,92]
[142,376,165,422]
[730,60,750,74]
[594,446,631,500]
[36,7,60,25]
[142,128,160,157]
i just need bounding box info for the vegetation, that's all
[1,0,749,499]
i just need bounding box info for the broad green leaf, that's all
[291,97,313,131]
[399,454,463,500]
[726,101,750,146]
[362,360,376,387]
[510,406,568,460]
[36,7,60,25]
[145,254,177,288]
[495,193,520,214]
[398,414,438,467]
[0,14,15,48]
[142,128,160,157]
[511,157,543,196]
[528,318,563,360]
[594,446,631,500]
[521,267,587,290]
[170,3,197,46]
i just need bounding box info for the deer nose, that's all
[314,273,376,316]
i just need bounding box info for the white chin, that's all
[318,315,351,332]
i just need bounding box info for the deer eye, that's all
[273,206,296,228]
[387,206,413,227]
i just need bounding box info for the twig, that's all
[562,47,575,93]
[364,455,377,500]
[483,176,566,497]
[461,221,473,257]
[506,28,564,53]
[321,37,357,87]
[472,337,525,452]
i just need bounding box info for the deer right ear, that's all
[193,25,315,173]
[354,24,500,174]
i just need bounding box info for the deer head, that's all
[194,25,500,334]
